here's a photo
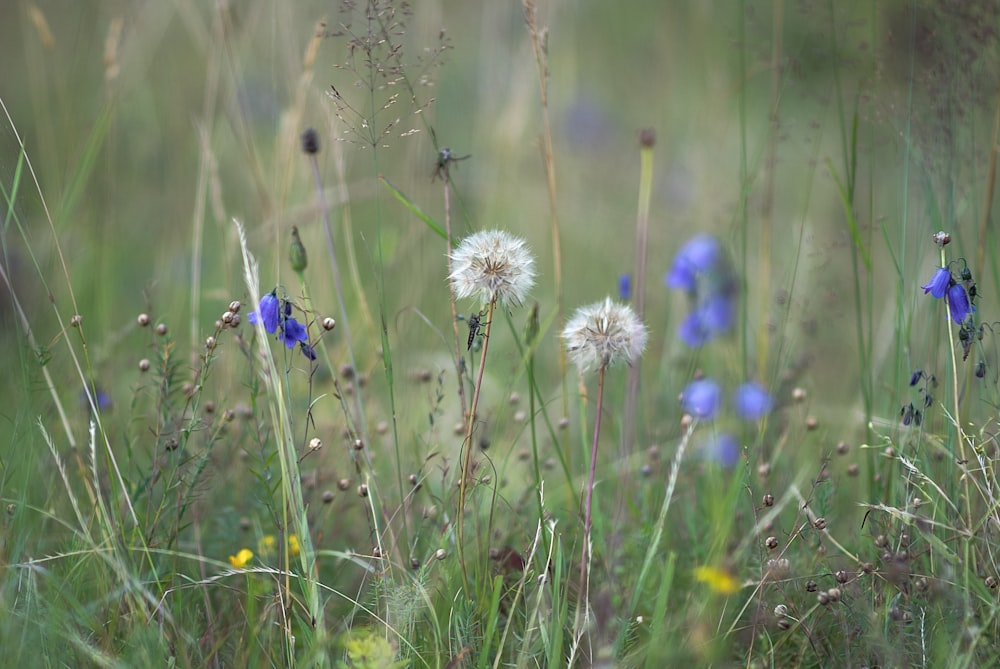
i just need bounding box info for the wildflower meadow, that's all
[4,1,1000,667]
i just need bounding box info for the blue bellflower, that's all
[946,283,975,324]
[280,317,308,348]
[618,273,631,301]
[249,290,280,334]
[733,382,773,420]
[682,379,722,420]
[921,267,951,299]
[702,433,740,468]
[665,235,721,291]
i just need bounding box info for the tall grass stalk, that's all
[237,220,328,665]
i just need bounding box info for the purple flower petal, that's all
[249,291,280,334]
[702,433,740,468]
[280,317,308,348]
[682,379,722,420]
[733,382,773,420]
[921,267,951,299]
[946,283,974,324]
[665,235,721,291]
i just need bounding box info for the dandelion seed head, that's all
[561,297,648,372]
[449,230,536,307]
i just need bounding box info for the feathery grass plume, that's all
[448,230,536,307]
[562,297,648,373]
[562,296,647,625]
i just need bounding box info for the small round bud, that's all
[827,588,841,603]
[290,226,308,273]
[509,392,520,405]
[777,618,792,631]
[639,127,656,148]
[835,570,849,584]
[70,315,82,327]
[847,463,859,477]
[817,591,830,605]
[806,416,819,430]
[836,441,849,455]
[340,364,355,379]
[376,421,388,435]
[513,410,527,423]
[337,478,350,491]
[357,484,368,497]
[763,493,774,507]
[987,576,998,589]
[309,437,322,451]
[156,323,168,336]
[806,580,817,592]
[410,557,420,570]
[322,490,335,503]
[773,604,788,617]
[137,313,150,326]
[758,463,771,478]
[435,548,447,561]
[222,311,234,324]
[352,439,364,451]
[932,230,951,246]
[301,128,320,155]
[766,536,778,550]
[372,545,381,559]
[409,474,419,486]
[558,417,569,430]
[229,300,241,313]
[204,401,215,414]
[139,358,151,372]
[792,387,807,402]
[224,408,235,422]
[813,517,827,530]
[230,314,241,328]
[206,336,216,350]
[322,317,336,331]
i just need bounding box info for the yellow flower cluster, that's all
[228,534,301,569]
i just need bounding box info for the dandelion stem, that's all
[457,298,496,591]
[578,363,606,608]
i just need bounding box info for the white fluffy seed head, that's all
[448,230,536,307]
[562,297,648,372]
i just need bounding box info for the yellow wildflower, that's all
[694,566,741,595]
[288,534,300,557]
[258,535,277,556]
[228,548,253,569]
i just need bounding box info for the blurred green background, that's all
[2,0,999,548]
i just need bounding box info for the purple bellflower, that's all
[280,317,308,349]
[665,235,721,291]
[946,283,975,324]
[249,290,280,334]
[682,378,722,420]
[702,433,740,468]
[733,382,773,420]
[921,267,951,299]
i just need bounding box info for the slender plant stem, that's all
[624,134,653,458]
[578,364,606,609]
[443,172,468,419]
[457,298,496,591]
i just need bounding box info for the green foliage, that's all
[3,0,1000,666]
